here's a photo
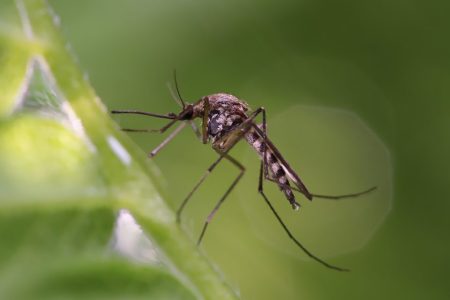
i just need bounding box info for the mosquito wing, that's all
[252,124,313,200]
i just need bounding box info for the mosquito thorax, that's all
[194,93,250,146]
[194,93,249,116]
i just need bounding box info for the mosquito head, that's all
[178,103,194,120]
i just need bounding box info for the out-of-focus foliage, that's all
[0,1,239,299]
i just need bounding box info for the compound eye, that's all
[180,105,194,120]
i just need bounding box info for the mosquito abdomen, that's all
[245,128,300,210]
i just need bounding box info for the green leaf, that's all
[0,1,238,299]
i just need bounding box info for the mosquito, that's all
[111,74,376,272]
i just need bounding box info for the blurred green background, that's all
[48,0,450,299]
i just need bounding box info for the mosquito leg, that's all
[125,117,181,134]
[201,98,210,144]
[113,105,194,134]
[257,162,348,271]
[176,153,226,223]
[178,106,287,243]
[310,186,377,199]
[148,122,187,158]
[258,108,269,179]
[177,106,267,225]
[188,121,202,140]
[118,122,187,158]
[196,155,245,245]
[264,177,377,200]
[176,111,261,223]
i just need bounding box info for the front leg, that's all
[201,98,210,144]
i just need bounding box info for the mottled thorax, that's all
[207,108,246,143]
[202,93,249,144]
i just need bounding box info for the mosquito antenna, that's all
[173,69,186,109]
[167,82,183,107]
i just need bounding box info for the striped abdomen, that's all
[245,126,300,210]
